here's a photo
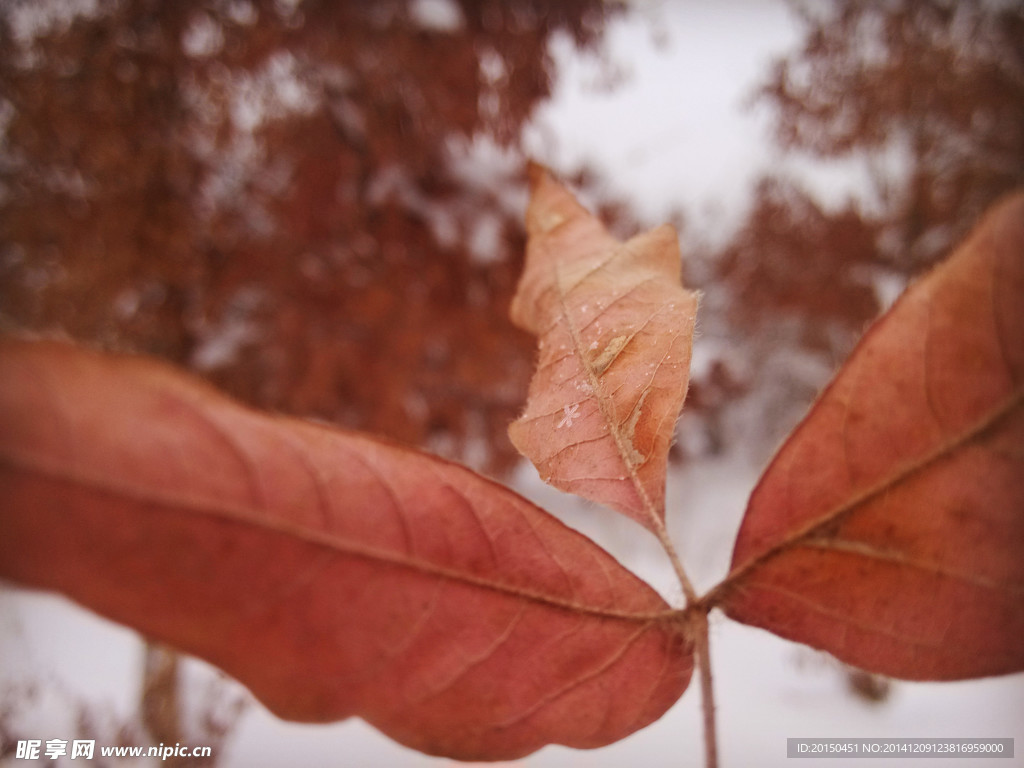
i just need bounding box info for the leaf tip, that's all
[526,159,550,188]
[625,223,686,281]
[524,162,588,237]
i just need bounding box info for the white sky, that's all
[525,0,800,243]
[524,0,882,248]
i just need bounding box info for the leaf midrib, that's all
[554,257,662,531]
[0,446,679,625]
[703,387,1024,608]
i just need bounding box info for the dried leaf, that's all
[0,338,692,760]
[508,165,698,532]
[718,193,1024,680]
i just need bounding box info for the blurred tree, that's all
[0,0,621,477]
[760,0,1024,270]
[691,0,1024,455]
[717,176,879,354]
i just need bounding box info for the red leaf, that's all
[508,165,698,533]
[0,338,692,760]
[718,193,1024,679]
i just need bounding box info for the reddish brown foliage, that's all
[0,0,620,474]
[716,178,880,353]
[761,0,1024,269]
[698,2,1024,452]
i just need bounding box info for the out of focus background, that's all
[1,1,1022,766]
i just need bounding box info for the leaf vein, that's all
[1,449,675,623]
[801,537,1024,595]
[705,387,1024,607]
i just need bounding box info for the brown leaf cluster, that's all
[0,0,620,474]
[716,178,880,350]
[688,2,1024,457]
[760,0,1024,268]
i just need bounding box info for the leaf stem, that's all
[654,519,716,768]
[690,607,719,768]
[653,519,698,607]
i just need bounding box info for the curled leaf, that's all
[717,193,1024,680]
[508,164,698,533]
[0,338,693,760]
